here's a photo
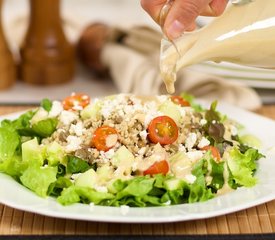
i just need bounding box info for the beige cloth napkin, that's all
[101,26,262,110]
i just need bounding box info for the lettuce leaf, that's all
[32,118,58,138]
[226,147,261,187]
[57,186,114,205]
[189,159,214,203]
[20,165,57,197]
[0,127,20,162]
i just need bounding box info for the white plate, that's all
[1,102,275,223]
[189,62,275,89]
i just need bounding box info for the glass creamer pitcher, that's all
[160,0,275,93]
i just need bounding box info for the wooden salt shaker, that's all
[20,0,75,85]
[0,0,16,89]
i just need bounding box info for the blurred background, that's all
[0,0,274,105]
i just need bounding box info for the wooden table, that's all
[0,105,275,236]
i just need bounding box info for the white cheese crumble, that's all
[139,130,148,140]
[59,110,78,125]
[120,205,130,215]
[185,133,197,150]
[186,151,204,163]
[178,144,186,152]
[65,136,82,152]
[200,119,207,125]
[69,122,84,136]
[100,149,115,160]
[49,101,63,118]
[198,137,210,149]
[184,174,197,184]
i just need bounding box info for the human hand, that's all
[141,0,228,40]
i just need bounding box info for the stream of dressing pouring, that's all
[160,0,275,94]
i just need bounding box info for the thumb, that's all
[164,0,211,39]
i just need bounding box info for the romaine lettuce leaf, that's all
[57,186,114,205]
[32,118,58,137]
[189,159,214,203]
[0,127,20,162]
[20,165,57,197]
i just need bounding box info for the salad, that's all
[0,93,263,207]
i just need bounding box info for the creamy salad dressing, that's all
[160,0,275,93]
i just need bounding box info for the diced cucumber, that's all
[30,108,49,125]
[96,165,114,184]
[22,138,45,166]
[158,100,181,124]
[240,134,261,148]
[75,168,98,188]
[111,146,134,168]
[164,178,184,191]
[81,101,102,120]
[46,141,66,166]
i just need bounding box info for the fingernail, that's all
[167,20,185,39]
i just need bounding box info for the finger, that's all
[140,0,168,23]
[201,0,228,16]
[164,0,211,39]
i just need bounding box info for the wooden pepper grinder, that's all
[20,0,75,85]
[0,0,16,89]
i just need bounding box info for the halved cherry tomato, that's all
[62,93,90,111]
[143,160,169,176]
[148,116,178,145]
[170,96,190,107]
[91,126,118,152]
[201,146,221,161]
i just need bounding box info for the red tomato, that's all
[202,146,221,161]
[91,126,118,152]
[170,96,190,107]
[62,93,90,111]
[148,116,178,145]
[143,160,169,176]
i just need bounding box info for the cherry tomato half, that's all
[148,116,178,145]
[91,126,118,152]
[201,146,221,161]
[143,160,169,176]
[170,96,190,107]
[62,93,90,111]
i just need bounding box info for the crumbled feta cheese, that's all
[69,122,84,136]
[200,119,207,125]
[139,130,148,140]
[178,144,186,152]
[70,173,82,182]
[157,95,168,103]
[102,149,115,159]
[186,151,204,163]
[120,205,130,215]
[185,133,197,150]
[49,101,63,118]
[163,200,171,206]
[230,125,238,136]
[59,110,78,125]
[132,161,138,171]
[198,137,210,149]
[179,107,186,117]
[185,174,197,184]
[65,136,82,152]
[137,147,147,155]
